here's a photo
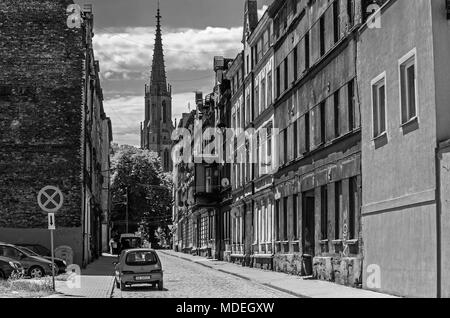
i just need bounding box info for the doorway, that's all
[302,191,315,256]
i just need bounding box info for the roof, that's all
[122,248,156,253]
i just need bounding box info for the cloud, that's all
[94,26,243,81]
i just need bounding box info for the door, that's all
[302,191,315,256]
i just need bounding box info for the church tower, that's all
[141,2,174,172]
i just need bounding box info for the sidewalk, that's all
[46,254,116,298]
[160,250,398,298]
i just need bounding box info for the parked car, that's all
[118,234,142,254]
[0,256,24,280]
[114,249,163,291]
[14,244,51,257]
[0,243,54,278]
[17,246,67,275]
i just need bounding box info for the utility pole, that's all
[125,186,129,233]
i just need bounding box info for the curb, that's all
[160,251,307,298]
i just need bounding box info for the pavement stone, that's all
[46,255,116,298]
[112,251,293,298]
[160,250,399,299]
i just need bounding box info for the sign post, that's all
[38,186,64,292]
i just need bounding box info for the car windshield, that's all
[125,251,158,266]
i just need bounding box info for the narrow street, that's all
[112,252,294,298]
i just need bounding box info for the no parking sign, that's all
[37,186,64,213]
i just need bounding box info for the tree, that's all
[110,145,173,247]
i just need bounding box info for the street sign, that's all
[38,186,64,213]
[48,213,56,230]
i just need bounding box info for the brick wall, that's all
[0,0,84,228]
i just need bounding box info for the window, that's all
[305,112,310,152]
[293,46,298,81]
[320,16,326,56]
[261,77,266,111]
[293,194,298,240]
[162,101,167,123]
[276,66,281,97]
[267,127,272,158]
[283,129,288,164]
[334,90,340,138]
[320,101,326,144]
[399,50,417,124]
[305,32,310,69]
[275,200,280,241]
[256,39,263,64]
[371,73,387,138]
[283,197,288,241]
[246,94,251,124]
[293,120,298,159]
[321,186,328,240]
[348,79,355,130]
[255,135,260,179]
[254,85,259,116]
[335,181,342,240]
[267,71,273,105]
[125,251,158,266]
[263,29,269,53]
[246,55,250,74]
[284,57,289,90]
[333,0,340,43]
[349,177,358,240]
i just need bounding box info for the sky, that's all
[74,0,271,146]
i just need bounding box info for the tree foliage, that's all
[110,145,173,247]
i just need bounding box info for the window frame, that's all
[370,71,388,140]
[398,48,418,126]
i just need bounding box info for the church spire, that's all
[150,1,167,95]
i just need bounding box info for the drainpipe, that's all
[435,144,442,298]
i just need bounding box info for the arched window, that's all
[162,101,167,123]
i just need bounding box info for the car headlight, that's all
[62,260,67,266]
[9,261,18,269]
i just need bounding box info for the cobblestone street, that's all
[112,252,294,298]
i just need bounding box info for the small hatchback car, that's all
[114,249,163,291]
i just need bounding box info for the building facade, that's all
[171,0,450,297]
[141,5,174,172]
[269,0,363,286]
[358,0,450,297]
[0,1,112,267]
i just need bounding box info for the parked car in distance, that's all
[17,246,67,275]
[0,256,24,280]
[114,249,163,291]
[0,243,54,278]
[119,234,142,253]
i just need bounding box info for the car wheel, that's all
[0,270,5,280]
[158,280,163,291]
[29,266,44,279]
